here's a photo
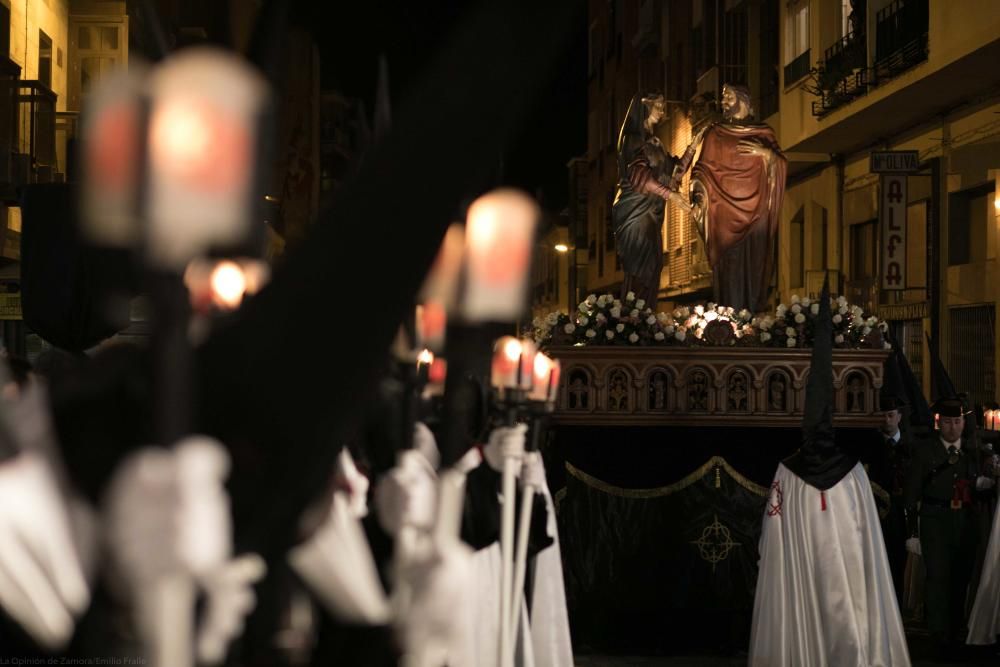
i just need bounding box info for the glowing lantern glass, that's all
[145,48,269,270]
[490,336,537,393]
[462,190,539,323]
[80,68,148,247]
[527,353,561,404]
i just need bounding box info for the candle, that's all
[528,352,553,402]
[934,413,940,430]
[462,189,540,323]
[491,336,536,392]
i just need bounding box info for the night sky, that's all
[295,2,588,214]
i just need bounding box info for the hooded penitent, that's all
[781,277,857,490]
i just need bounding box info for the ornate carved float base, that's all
[550,346,890,428]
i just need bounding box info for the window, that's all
[850,220,877,280]
[38,31,52,88]
[840,0,852,38]
[790,207,804,288]
[0,4,9,58]
[950,305,996,407]
[785,1,810,63]
[70,20,127,111]
[721,6,748,87]
[949,186,992,266]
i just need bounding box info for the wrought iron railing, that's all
[783,48,811,86]
[0,58,21,194]
[810,0,928,117]
[55,111,79,182]
[17,81,57,181]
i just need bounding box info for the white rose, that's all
[694,305,705,316]
[760,332,772,342]
[866,316,877,327]
[679,307,690,318]
[795,313,806,324]
[586,329,597,339]
[616,323,625,333]
[546,312,560,326]
[654,332,665,341]
[758,320,771,332]
[786,327,796,337]
[605,330,615,340]
[697,318,707,329]
[704,310,718,322]
[628,333,639,343]
[883,342,892,350]
[610,307,622,319]
[664,325,675,334]
[578,315,590,326]
[810,303,819,315]
[675,330,686,341]
[630,309,640,319]
[707,302,717,311]
[801,297,811,307]
[596,313,607,323]
[776,304,787,315]
[625,291,636,302]
[832,313,842,324]
[658,312,671,323]
[839,306,848,316]
[738,309,751,320]
[564,323,576,334]
[852,306,863,317]
[786,337,797,348]
[635,299,646,310]
[835,334,845,344]
[596,295,607,307]
[791,294,801,304]
[613,299,622,309]
[791,304,802,314]
[862,326,872,335]
[578,303,589,313]
[586,294,597,305]
[646,315,657,325]
[672,309,683,319]
[837,296,847,306]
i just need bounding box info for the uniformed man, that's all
[871,394,912,597]
[904,398,996,650]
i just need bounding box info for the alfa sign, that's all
[881,173,907,290]
[871,150,920,173]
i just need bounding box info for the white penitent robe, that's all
[967,499,1000,645]
[530,482,574,667]
[469,542,535,667]
[749,462,911,667]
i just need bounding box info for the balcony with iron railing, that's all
[810,0,928,117]
[783,49,811,87]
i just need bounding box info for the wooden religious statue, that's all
[671,83,787,313]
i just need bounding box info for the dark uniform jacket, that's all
[904,435,982,520]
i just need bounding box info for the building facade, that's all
[579,0,999,408]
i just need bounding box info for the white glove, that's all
[0,452,90,650]
[333,449,370,519]
[519,451,546,490]
[975,475,996,491]
[905,537,921,556]
[196,554,266,665]
[482,424,528,472]
[374,450,438,537]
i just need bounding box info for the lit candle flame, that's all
[210,261,247,309]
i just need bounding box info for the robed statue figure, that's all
[674,83,787,313]
[611,94,683,309]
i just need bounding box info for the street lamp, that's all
[554,243,569,253]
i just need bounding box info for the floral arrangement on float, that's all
[530,291,891,350]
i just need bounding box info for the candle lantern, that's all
[491,337,537,395]
[145,48,269,271]
[81,68,148,247]
[527,352,561,404]
[462,190,539,323]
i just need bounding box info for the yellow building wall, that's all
[778,0,1000,150]
[10,0,71,111]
